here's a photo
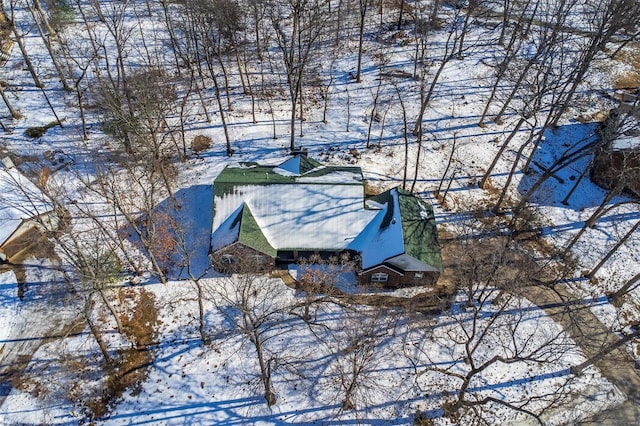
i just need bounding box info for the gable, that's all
[348,191,404,269]
[210,203,243,251]
[349,188,443,272]
[275,155,323,175]
[238,204,277,257]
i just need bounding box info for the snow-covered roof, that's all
[213,182,377,251]
[348,191,404,269]
[349,188,443,272]
[612,135,640,151]
[0,163,54,246]
[211,156,442,272]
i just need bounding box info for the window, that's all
[221,254,236,264]
[371,272,389,283]
[251,255,266,265]
[414,272,424,279]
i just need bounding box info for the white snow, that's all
[210,203,242,252]
[274,156,304,175]
[0,271,18,345]
[386,253,440,272]
[612,135,640,151]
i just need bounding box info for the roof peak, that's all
[276,155,323,176]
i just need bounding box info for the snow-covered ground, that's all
[0,271,18,345]
[0,0,639,424]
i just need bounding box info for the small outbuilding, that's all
[0,159,59,261]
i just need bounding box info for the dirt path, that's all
[521,284,640,424]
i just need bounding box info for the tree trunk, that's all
[588,219,640,279]
[26,1,71,92]
[194,279,210,344]
[493,134,533,213]
[410,127,423,193]
[251,326,276,406]
[85,297,113,366]
[571,326,640,376]
[395,85,409,190]
[513,139,601,215]
[355,5,367,83]
[478,0,538,127]
[0,83,20,119]
[561,182,625,256]
[412,22,461,136]
[560,160,591,205]
[210,68,233,156]
[479,117,526,189]
[609,273,640,302]
[97,288,123,336]
[437,135,457,197]
[9,20,44,88]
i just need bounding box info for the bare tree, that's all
[293,253,353,323]
[270,0,329,151]
[87,159,175,284]
[412,6,468,136]
[327,306,394,412]
[211,261,292,406]
[6,0,43,88]
[477,0,538,127]
[180,0,240,156]
[548,0,640,128]
[355,0,371,83]
[25,0,71,91]
[408,230,575,424]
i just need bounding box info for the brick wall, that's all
[358,265,440,288]
[212,243,275,272]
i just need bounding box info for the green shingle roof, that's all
[397,189,443,271]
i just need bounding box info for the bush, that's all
[191,135,212,153]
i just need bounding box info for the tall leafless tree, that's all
[211,261,292,406]
[270,0,329,151]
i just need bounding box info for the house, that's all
[0,158,59,261]
[210,155,443,287]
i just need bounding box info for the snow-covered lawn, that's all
[0,277,622,425]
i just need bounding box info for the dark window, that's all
[221,254,237,264]
[371,272,389,283]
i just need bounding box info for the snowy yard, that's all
[0,0,639,424]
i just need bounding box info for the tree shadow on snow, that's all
[515,122,634,211]
[123,185,216,282]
